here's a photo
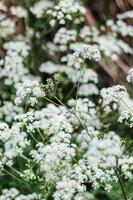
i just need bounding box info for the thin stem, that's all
[28,131,38,143]
[21,154,32,162]
[54,96,92,139]
[64,85,76,101]
[24,0,30,32]
[75,69,82,111]
[44,96,59,107]
[120,98,133,113]
[10,166,22,176]
[124,140,133,154]
[115,169,128,200]
[38,129,44,142]
[74,113,92,139]
[45,95,92,139]
[54,96,67,108]
[3,169,26,185]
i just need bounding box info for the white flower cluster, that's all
[78,69,99,96]
[54,170,87,200]
[15,105,72,136]
[78,83,99,96]
[82,132,123,190]
[107,19,133,37]
[68,98,101,128]
[82,44,101,62]
[40,61,62,74]
[0,0,133,199]
[3,39,30,57]
[100,85,127,113]
[0,102,23,123]
[85,132,122,168]
[77,126,99,149]
[47,0,85,26]
[54,28,77,51]
[0,39,30,86]
[30,0,53,18]
[31,142,76,182]
[117,10,133,19]
[0,188,38,200]
[61,54,83,69]
[127,68,133,83]
[118,110,133,127]
[80,24,132,60]
[15,81,44,107]
[53,131,123,197]
[27,109,76,182]
[118,156,133,180]
[12,99,125,194]
[0,122,29,167]
[80,69,98,84]
[97,34,132,60]
[73,44,101,62]
[80,26,99,41]
[0,2,6,12]
[0,3,15,38]
[10,6,27,18]
[53,161,97,200]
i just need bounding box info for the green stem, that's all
[38,129,44,142]
[124,140,133,154]
[45,95,92,139]
[54,96,92,139]
[115,169,128,200]
[120,98,133,113]
[3,169,26,185]
[64,85,76,101]
[21,154,32,162]
[54,96,66,108]
[44,96,59,107]
[10,166,22,176]
[75,69,82,111]
[28,131,38,143]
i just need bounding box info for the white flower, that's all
[0,39,30,86]
[10,6,27,18]
[46,0,85,26]
[73,52,80,61]
[30,142,76,182]
[118,110,133,127]
[32,86,43,97]
[68,98,101,128]
[29,97,38,107]
[0,188,38,200]
[72,44,101,62]
[83,44,101,62]
[100,85,127,113]
[0,123,30,167]
[127,68,133,83]
[84,132,123,168]
[118,156,133,180]
[0,102,23,123]
[0,15,15,38]
[15,81,43,107]
[30,0,53,18]
[54,28,77,52]
[78,83,99,96]
[117,10,133,19]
